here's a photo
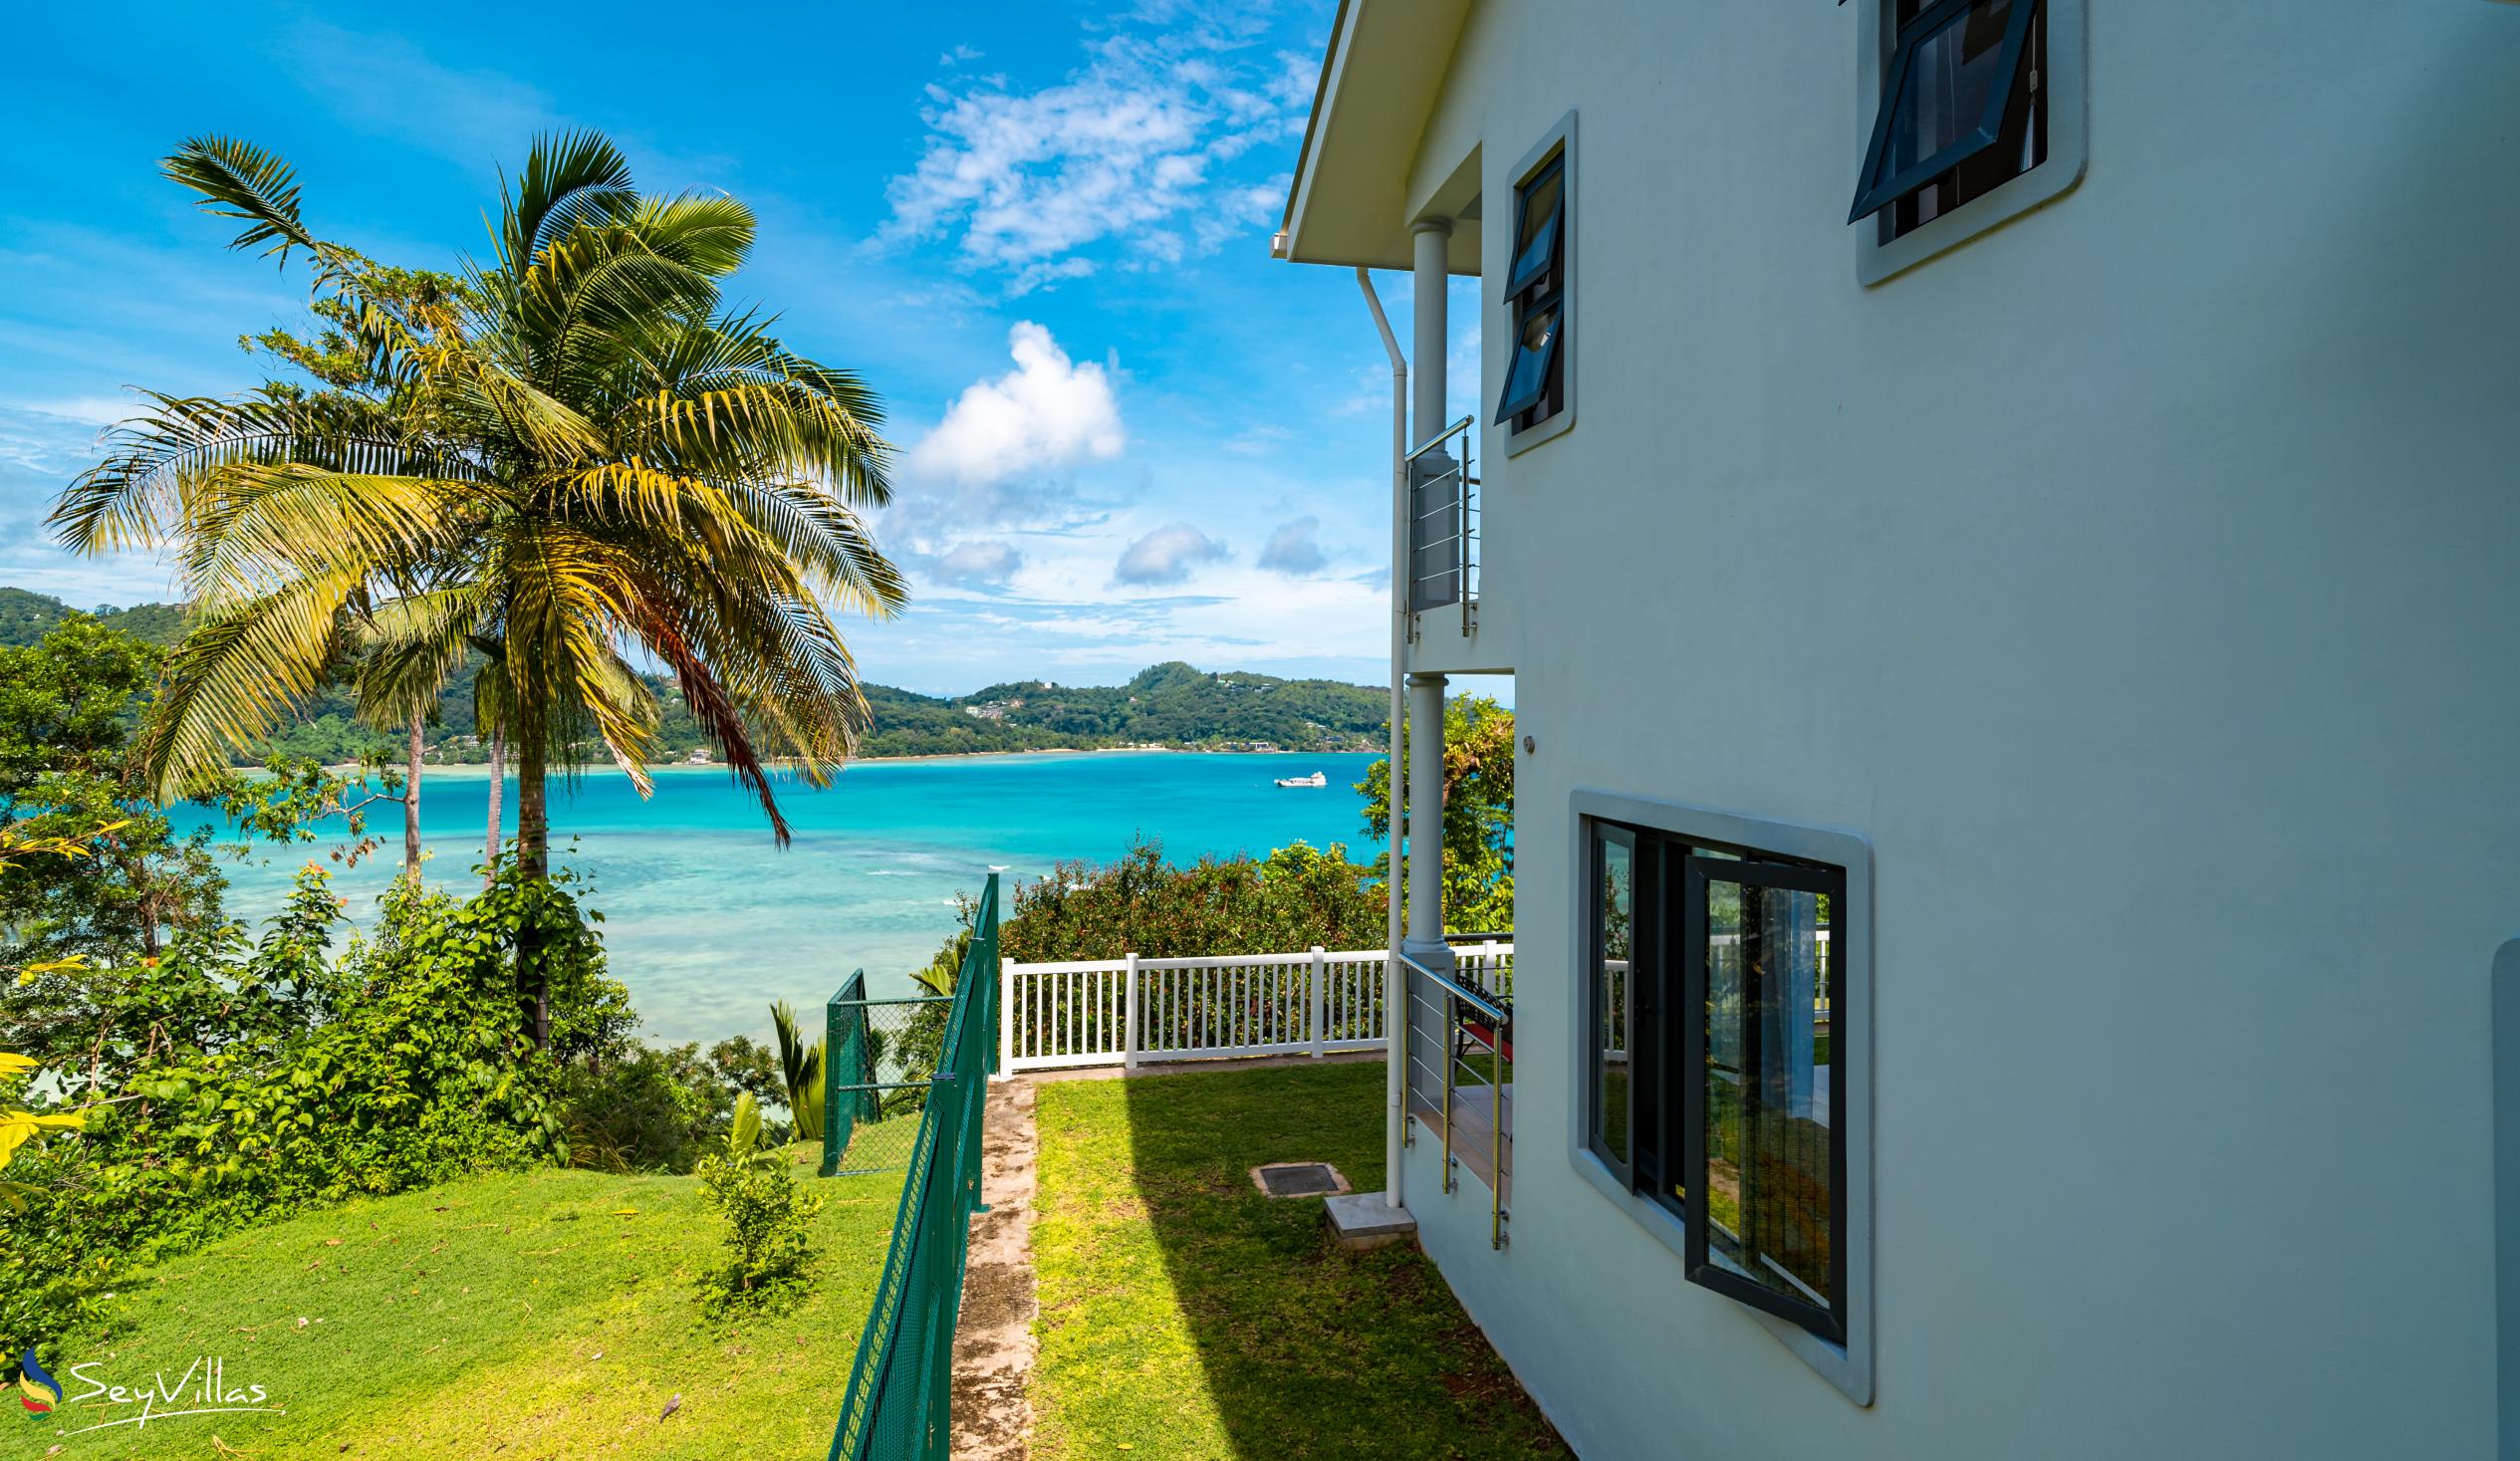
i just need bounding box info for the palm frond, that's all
[352,582,495,728]
[141,570,364,796]
[500,130,636,273]
[162,136,318,265]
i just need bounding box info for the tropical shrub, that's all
[559,1038,784,1175]
[989,837,1384,965]
[694,1094,822,1316]
[1356,691,1515,934]
[0,857,628,1359]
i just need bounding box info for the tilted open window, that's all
[1496,143,1568,435]
[1851,0,2083,284]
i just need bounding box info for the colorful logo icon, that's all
[17,1352,60,1415]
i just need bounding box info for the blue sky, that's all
[0,1,1479,695]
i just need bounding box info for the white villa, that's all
[1268,1,2520,1456]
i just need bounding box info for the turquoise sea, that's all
[171,751,1381,1047]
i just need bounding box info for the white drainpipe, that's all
[1357,265,1408,1213]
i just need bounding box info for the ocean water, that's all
[170,752,1382,1047]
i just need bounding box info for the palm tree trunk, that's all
[484,723,505,887]
[516,729,551,1049]
[402,713,424,881]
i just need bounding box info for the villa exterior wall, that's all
[1380,2,2520,1456]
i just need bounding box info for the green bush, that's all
[560,1038,784,1174]
[0,859,630,1359]
[987,836,1385,965]
[694,1095,823,1316]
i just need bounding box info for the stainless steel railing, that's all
[1396,945,1512,1249]
[1403,415,1478,640]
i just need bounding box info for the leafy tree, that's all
[0,617,392,977]
[55,131,907,1045]
[1358,693,1515,934]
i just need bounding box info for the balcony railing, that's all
[1405,414,1479,640]
[1399,942,1514,1250]
[999,938,1512,1074]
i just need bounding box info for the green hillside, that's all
[0,589,1386,763]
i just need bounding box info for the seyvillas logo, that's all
[24,1355,282,1437]
[16,1352,61,1416]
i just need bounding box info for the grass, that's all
[15,1146,900,1460]
[1030,1061,1570,1461]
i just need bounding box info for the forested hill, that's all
[0,589,1384,762]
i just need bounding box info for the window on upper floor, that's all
[1852,0,2045,236]
[1852,0,2084,284]
[1496,145,1568,435]
[1586,820,1851,1346]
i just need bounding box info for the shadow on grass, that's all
[1025,1060,1566,1461]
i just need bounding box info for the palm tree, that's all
[54,132,908,1045]
[770,999,826,1144]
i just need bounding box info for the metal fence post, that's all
[1309,946,1327,1058]
[1123,951,1140,1071]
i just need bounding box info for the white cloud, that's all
[1256,515,1325,577]
[1114,523,1227,586]
[882,15,1312,286]
[905,322,1125,488]
[939,44,985,67]
[931,539,1024,588]
[285,23,559,164]
[10,396,131,428]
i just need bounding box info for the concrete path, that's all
[950,1076,1039,1461]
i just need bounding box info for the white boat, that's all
[1274,771,1329,788]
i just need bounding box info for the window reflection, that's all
[1594,834,1633,1167]
[1702,876,1835,1315]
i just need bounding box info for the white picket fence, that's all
[1000,942,1513,1074]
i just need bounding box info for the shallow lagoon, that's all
[171,751,1382,1046]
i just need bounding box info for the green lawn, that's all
[1031,1062,1570,1461]
[15,1147,899,1461]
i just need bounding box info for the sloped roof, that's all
[1274,0,1480,273]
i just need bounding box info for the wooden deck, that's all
[1408,1082,1512,1206]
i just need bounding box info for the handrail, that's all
[1407,413,1476,463]
[1396,946,1511,1026]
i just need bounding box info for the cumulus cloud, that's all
[905,322,1124,488]
[882,15,1312,289]
[1114,523,1227,586]
[1256,516,1326,577]
[930,539,1024,588]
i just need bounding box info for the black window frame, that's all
[1495,150,1567,430]
[1587,823,1640,1186]
[1583,821,1850,1345]
[1848,0,2045,228]
[1679,853,1849,1346]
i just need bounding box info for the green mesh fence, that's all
[827,873,999,1461]
[824,975,963,1176]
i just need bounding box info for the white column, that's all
[1403,671,1451,965]
[1410,217,1451,445]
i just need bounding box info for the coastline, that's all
[329,745,1361,777]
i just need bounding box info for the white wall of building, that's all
[1385,2,2520,1456]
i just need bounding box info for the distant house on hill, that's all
[1273,2,2520,1457]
